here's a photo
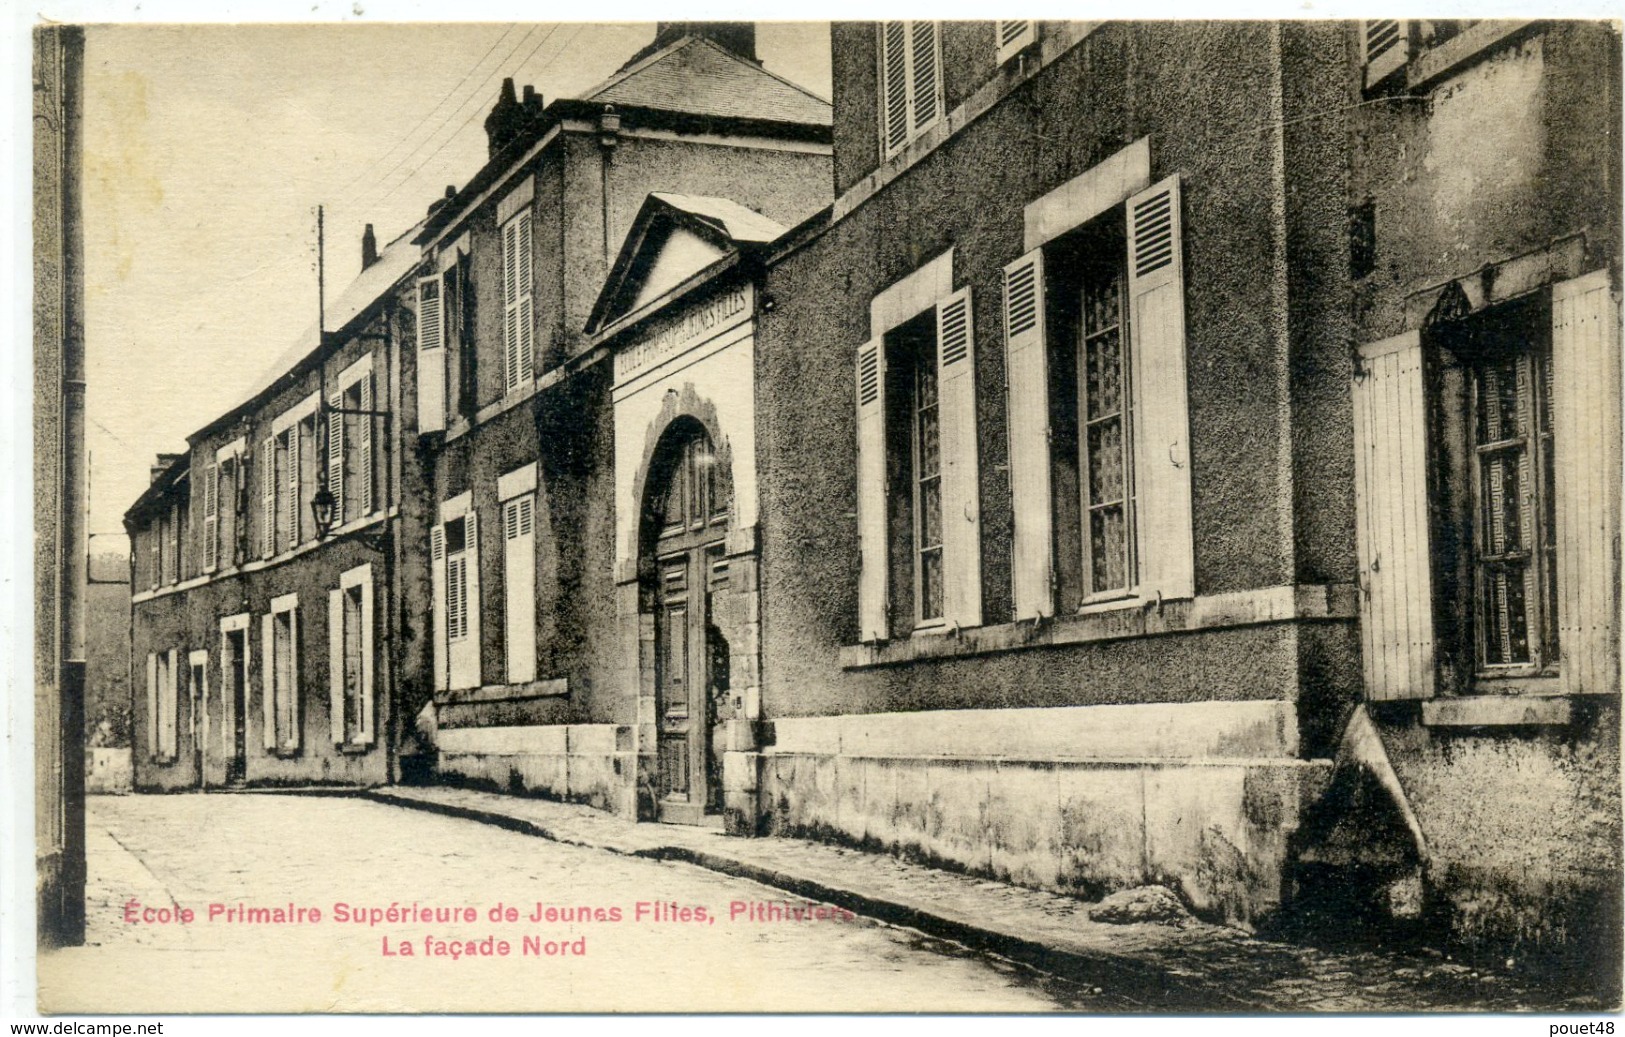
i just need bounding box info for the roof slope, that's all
[220,220,423,425]
[581,36,831,126]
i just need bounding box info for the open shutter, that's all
[909,22,940,133]
[202,462,218,571]
[359,375,375,514]
[516,214,535,386]
[1005,248,1053,620]
[431,524,449,692]
[164,650,179,760]
[417,277,445,433]
[1362,20,1408,89]
[996,21,1036,63]
[284,608,301,751]
[147,526,158,590]
[145,653,158,760]
[936,288,982,628]
[328,589,344,744]
[1127,175,1196,601]
[260,440,275,558]
[287,427,301,550]
[261,613,276,749]
[463,511,482,687]
[358,576,375,745]
[880,22,909,156]
[504,496,537,684]
[503,220,520,394]
[856,337,889,641]
[328,391,344,522]
[1552,270,1622,697]
[1353,330,1435,700]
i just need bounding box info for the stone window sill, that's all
[839,583,1356,670]
[435,677,569,706]
[1420,694,1581,728]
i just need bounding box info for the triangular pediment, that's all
[587,193,786,336]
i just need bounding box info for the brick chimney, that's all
[150,453,183,485]
[484,77,525,157]
[361,223,378,270]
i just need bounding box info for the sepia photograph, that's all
[22,9,1624,1019]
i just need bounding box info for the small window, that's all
[445,516,470,642]
[883,311,945,630]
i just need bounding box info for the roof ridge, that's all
[577,34,694,103]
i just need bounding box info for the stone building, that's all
[1292,19,1622,971]
[126,221,423,790]
[412,24,833,810]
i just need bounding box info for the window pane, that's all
[919,548,943,621]
[1085,329,1123,418]
[917,402,940,478]
[1482,564,1533,666]
[1090,506,1128,594]
[1479,447,1527,554]
[1088,419,1125,503]
[919,476,942,548]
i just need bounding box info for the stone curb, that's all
[357,787,1263,1011]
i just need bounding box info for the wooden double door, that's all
[649,427,730,825]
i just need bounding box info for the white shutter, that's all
[329,589,344,744]
[517,214,535,385]
[202,462,218,571]
[287,426,301,550]
[327,391,344,522]
[261,439,276,558]
[1353,330,1435,701]
[431,524,449,692]
[147,525,158,590]
[358,576,375,745]
[417,276,445,434]
[504,496,537,684]
[262,613,277,749]
[909,22,940,134]
[856,337,889,641]
[1362,20,1408,88]
[284,607,301,751]
[880,22,909,157]
[1552,270,1622,697]
[936,288,982,628]
[218,629,231,757]
[359,375,375,515]
[462,511,482,688]
[163,650,179,760]
[1004,248,1053,620]
[1127,176,1196,601]
[996,21,1036,63]
[146,653,158,760]
[503,220,520,394]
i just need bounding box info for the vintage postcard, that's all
[25,11,1623,1019]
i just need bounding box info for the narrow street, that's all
[38,794,1096,1013]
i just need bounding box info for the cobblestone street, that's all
[36,791,1616,1014]
[38,794,1092,1013]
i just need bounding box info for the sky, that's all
[81,20,832,539]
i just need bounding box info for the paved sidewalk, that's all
[362,784,1607,1012]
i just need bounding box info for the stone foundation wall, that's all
[437,724,636,817]
[749,702,1332,928]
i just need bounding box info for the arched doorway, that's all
[641,419,732,824]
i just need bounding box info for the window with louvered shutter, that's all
[261,438,276,558]
[1004,249,1053,620]
[359,374,375,514]
[878,21,942,160]
[202,461,218,571]
[503,494,537,684]
[502,209,534,396]
[936,289,982,628]
[327,390,344,523]
[856,337,889,641]
[430,523,449,692]
[417,276,445,433]
[996,21,1036,64]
